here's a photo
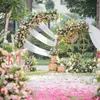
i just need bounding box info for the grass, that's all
[37,59,50,65]
[25,70,48,76]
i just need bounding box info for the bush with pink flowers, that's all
[0,48,33,100]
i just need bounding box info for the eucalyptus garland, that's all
[15,11,58,48]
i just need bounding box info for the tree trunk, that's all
[26,0,33,12]
[4,8,12,41]
[48,20,50,29]
[96,0,100,29]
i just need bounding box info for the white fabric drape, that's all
[24,40,51,57]
[89,25,100,50]
[39,22,57,39]
[29,28,57,46]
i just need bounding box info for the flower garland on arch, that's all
[57,20,89,44]
[15,11,58,48]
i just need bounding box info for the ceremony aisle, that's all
[25,73,97,100]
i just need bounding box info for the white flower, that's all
[10,74,13,79]
[2,50,9,56]
[97,63,100,67]
[19,82,24,86]
[5,75,9,79]
[89,66,92,69]
[21,91,27,97]
[15,89,19,94]
[6,83,14,90]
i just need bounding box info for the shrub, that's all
[61,53,97,73]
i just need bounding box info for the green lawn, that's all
[37,59,50,65]
[25,70,48,76]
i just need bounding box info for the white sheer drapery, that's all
[29,28,57,46]
[89,25,100,50]
[24,40,51,57]
[39,22,57,39]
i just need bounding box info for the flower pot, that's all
[57,65,65,72]
[49,56,59,71]
[49,62,57,71]
[51,56,58,61]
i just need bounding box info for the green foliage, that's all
[30,67,36,72]
[37,59,49,65]
[0,0,28,21]
[21,51,29,61]
[8,67,21,74]
[35,0,43,4]
[26,56,37,71]
[2,43,13,53]
[49,47,58,56]
[51,17,94,56]
[45,0,55,11]
[64,53,97,73]
[65,0,96,18]
[83,52,93,58]
[0,30,10,44]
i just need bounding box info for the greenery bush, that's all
[25,56,37,71]
[2,44,13,53]
[60,53,97,73]
[83,52,93,58]
[8,67,21,74]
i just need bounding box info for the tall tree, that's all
[45,0,55,11]
[26,0,33,12]
[64,0,100,29]
[96,0,100,29]
[45,0,55,29]
[0,0,28,41]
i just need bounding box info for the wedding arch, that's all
[15,11,100,57]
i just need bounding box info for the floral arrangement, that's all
[56,58,67,66]
[68,54,97,73]
[57,20,89,44]
[49,47,58,56]
[15,11,58,48]
[25,56,37,71]
[59,53,97,73]
[0,48,33,100]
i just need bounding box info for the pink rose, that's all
[1,86,8,95]
[98,52,100,58]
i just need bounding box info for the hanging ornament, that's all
[66,32,79,44]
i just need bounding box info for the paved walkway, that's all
[36,65,49,71]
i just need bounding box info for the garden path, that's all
[36,65,49,71]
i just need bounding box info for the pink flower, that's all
[1,86,8,95]
[10,95,18,100]
[0,97,3,100]
[6,83,13,90]
[16,32,19,34]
